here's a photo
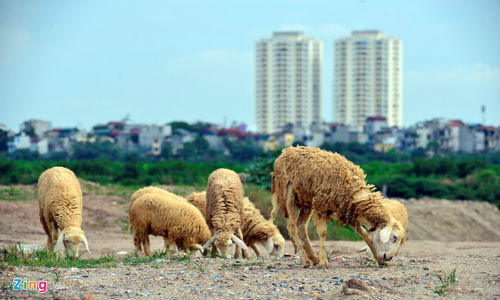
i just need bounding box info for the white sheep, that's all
[38,167,90,258]
[270,146,406,267]
[129,191,210,256]
[202,168,248,257]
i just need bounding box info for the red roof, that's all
[107,121,123,126]
[448,119,464,128]
[366,116,387,122]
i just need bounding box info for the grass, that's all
[0,185,36,201]
[432,268,457,296]
[0,244,117,268]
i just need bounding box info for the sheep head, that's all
[54,226,90,259]
[268,230,285,257]
[202,231,248,257]
[369,217,405,263]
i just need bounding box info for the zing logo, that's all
[12,278,47,293]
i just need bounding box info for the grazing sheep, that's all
[129,192,210,256]
[202,168,248,257]
[241,197,285,258]
[186,191,285,257]
[270,146,406,266]
[129,186,184,252]
[38,167,90,258]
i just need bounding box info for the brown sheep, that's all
[270,146,406,267]
[129,186,183,252]
[241,197,285,257]
[38,167,90,258]
[129,192,210,256]
[202,168,248,257]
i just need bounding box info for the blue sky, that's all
[1,0,499,131]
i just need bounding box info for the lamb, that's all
[270,146,406,267]
[202,168,248,257]
[186,191,285,257]
[129,191,210,256]
[38,167,90,258]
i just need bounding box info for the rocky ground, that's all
[0,183,499,299]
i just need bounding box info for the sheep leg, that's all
[354,225,380,263]
[143,235,151,257]
[315,216,328,267]
[47,220,59,253]
[251,244,261,257]
[133,232,143,253]
[297,207,319,265]
[211,244,218,258]
[285,184,312,265]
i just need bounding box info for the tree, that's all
[0,130,8,152]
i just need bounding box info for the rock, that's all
[116,251,127,255]
[342,278,371,295]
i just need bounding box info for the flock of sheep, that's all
[37,146,408,267]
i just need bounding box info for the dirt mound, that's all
[402,197,500,241]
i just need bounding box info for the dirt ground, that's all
[0,184,499,299]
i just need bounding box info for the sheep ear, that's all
[82,234,90,253]
[379,225,392,243]
[264,237,273,253]
[231,235,248,250]
[54,231,65,252]
[201,236,216,250]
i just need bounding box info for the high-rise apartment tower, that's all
[255,32,323,134]
[334,30,402,127]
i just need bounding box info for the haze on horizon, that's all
[1,0,499,131]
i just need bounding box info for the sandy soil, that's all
[0,184,499,299]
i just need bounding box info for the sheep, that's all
[241,196,285,258]
[128,186,182,252]
[270,146,406,267]
[186,191,285,257]
[38,167,90,258]
[129,191,210,256]
[202,168,249,257]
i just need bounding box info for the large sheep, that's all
[129,191,210,256]
[270,146,406,267]
[186,191,285,257]
[38,167,90,258]
[202,168,248,257]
